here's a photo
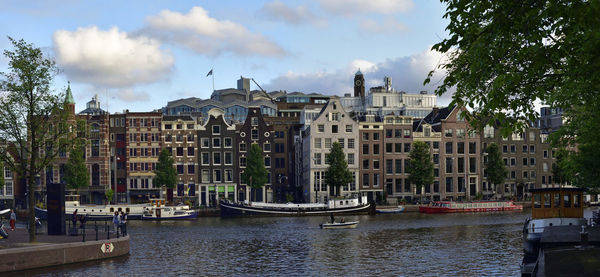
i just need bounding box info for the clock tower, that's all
[354,69,365,97]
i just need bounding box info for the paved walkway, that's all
[0,224,120,250]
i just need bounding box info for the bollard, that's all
[95,222,98,241]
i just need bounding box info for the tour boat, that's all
[219,196,372,217]
[320,221,359,229]
[418,200,523,214]
[521,187,589,276]
[376,205,405,214]
[142,206,198,220]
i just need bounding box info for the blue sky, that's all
[0,0,451,113]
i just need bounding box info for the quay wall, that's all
[0,235,129,273]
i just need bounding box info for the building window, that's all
[251,117,258,126]
[445,129,453,137]
[264,157,271,167]
[314,138,322,148]
[264,143,271,152]
[362,144,369,155]
[332,125,338,133]
[446,177,453,192]
[469,142,476,154]
[362,133,369,140]
[403,143,410,153]
[212,125,221,135]
[225,152,232,165]
[176,147,183,157]
[188,147,195,156]
[325,138,332,149]
[373,133,380,140]
[347,153,354,165]
[338,138,345,148]
[213,170,222,182]
[213,152,221,165]
[362,159,369,170]
[445,142,453,154]
[91,140,100,157]
[346,125,353,132]
[314,153,322,165]
[177,165,184,174]
[188,164,195,174]
[456,129,465,138]
[213,138,221,148]
[202,138,209,148]
[239,142,247,152]
[446,158,453,173]
[318,125,325,132]
[240,157,247,167]
[224,137,232,148]
[348,139,355,149]
[201,152,209,165]
[395,159,402,174]
[251,129,258,140]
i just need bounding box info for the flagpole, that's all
[212,67,215,92]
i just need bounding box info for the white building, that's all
[302,97,359,203]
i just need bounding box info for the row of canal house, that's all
[32,82,555,208]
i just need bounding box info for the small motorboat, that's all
[319,221,359,229]
[142,206,198,220]
[376,206,405,214]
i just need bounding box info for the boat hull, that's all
[219,201,372,217]
[320,221,359,229]
[419,201,523,214]
[142,211,198,220]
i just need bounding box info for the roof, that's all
[162,115,194,122]
[64,82,75,104]
[529,187,586,193]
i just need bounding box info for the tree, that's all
[484,143,507,199]
[427,1,600,188]
[154,148,176,203]
[64,139,89,195]
[325,142,353,198]
[241,143,268,202]
[406,141,434,203]
[105,188,114,205]
[0,37,70,242]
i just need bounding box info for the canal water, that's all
[17,211,530,276]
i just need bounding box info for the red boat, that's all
[419,201,523,214]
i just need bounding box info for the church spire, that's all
[65,81,75,105]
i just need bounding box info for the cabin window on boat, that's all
[553,193,560,208]
[543,194,551,208]
[563,194,571,208]
[110,208,114,212]
[574,194,581,207]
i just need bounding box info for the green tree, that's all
[484,143,507,199]
[0,38,70,242]
[241,143,268,202]
[427,1,600,188]
[105,188,114,205]
[154,148,176,203]
[325,142,353,197]
[64,139,89,195]
[407,141,434,203]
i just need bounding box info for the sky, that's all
[0,0,452,113]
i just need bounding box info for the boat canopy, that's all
[529,187,584,219]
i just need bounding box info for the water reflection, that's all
[16,211,530,277]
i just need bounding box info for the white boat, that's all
[376,205,405,214]
[64,195,151,220]
[142,206,198,220]
[320,221,359,229]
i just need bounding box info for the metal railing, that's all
[67,219,127,242]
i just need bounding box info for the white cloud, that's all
[359,18,408,34]
[115,88,150,102]
[257,1,326,27]
[317,0,414,15]
[53,26,174,88]
[144,6,286,57]
[264,47,454,105]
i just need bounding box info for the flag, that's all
[206,69,213,77]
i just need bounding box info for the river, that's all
[15,211,530,277]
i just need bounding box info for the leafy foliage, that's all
[64,139,89,191]
[407,141,434,199]
[0,37,70,242]
[484,143,507,197]
[105,188,114,204]
[241,143,269,201]
[324,142,353,197]
[154,148,176,188]
[428,1,600,188]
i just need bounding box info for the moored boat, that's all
[219,196,371,217]
[142,206,198,220]
[419,200,522,214]
[320,221,359,229]
[376,205,405,214]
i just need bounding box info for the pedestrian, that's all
[120,211,128,235]
[112,211,119,234]
[72,209,78,227]
[9,209,16,231]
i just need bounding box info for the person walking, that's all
[9,209,16,231]
[112,211,119,234]
[120,211,128,236]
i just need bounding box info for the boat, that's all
[418,200,523,214]
[142,206,198,220]
[219,196,372,217]
[376,205,405,214]
[520,187,600,276]
[320,221,359,229]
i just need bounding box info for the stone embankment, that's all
[0,227,129,273]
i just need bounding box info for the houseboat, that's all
[219,196,372,217]
[142,206,198,220]
[520,187,600,276]
[418,200,523,214]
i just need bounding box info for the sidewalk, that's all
[0,225,117,249]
